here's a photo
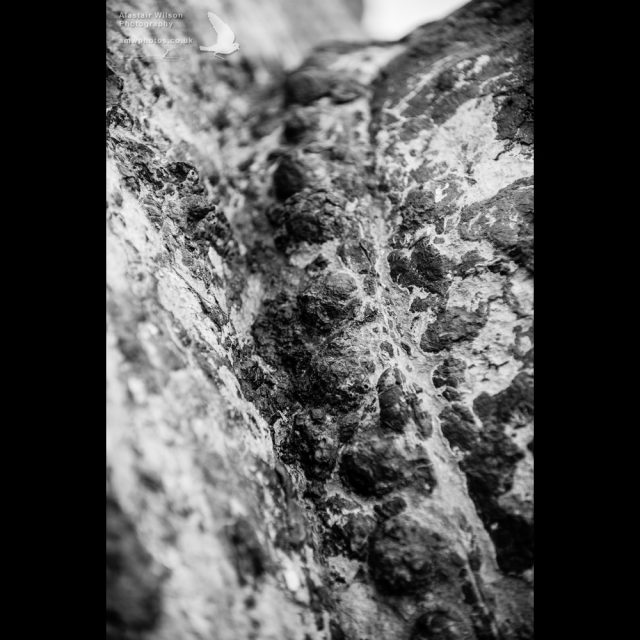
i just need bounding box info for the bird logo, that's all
[200,12,240,59]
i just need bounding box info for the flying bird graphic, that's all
[200,12,240,59]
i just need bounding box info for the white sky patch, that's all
[363,0,471,40]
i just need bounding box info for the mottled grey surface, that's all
[107,1,533,638]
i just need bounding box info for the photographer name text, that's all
[119,11,184,29]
